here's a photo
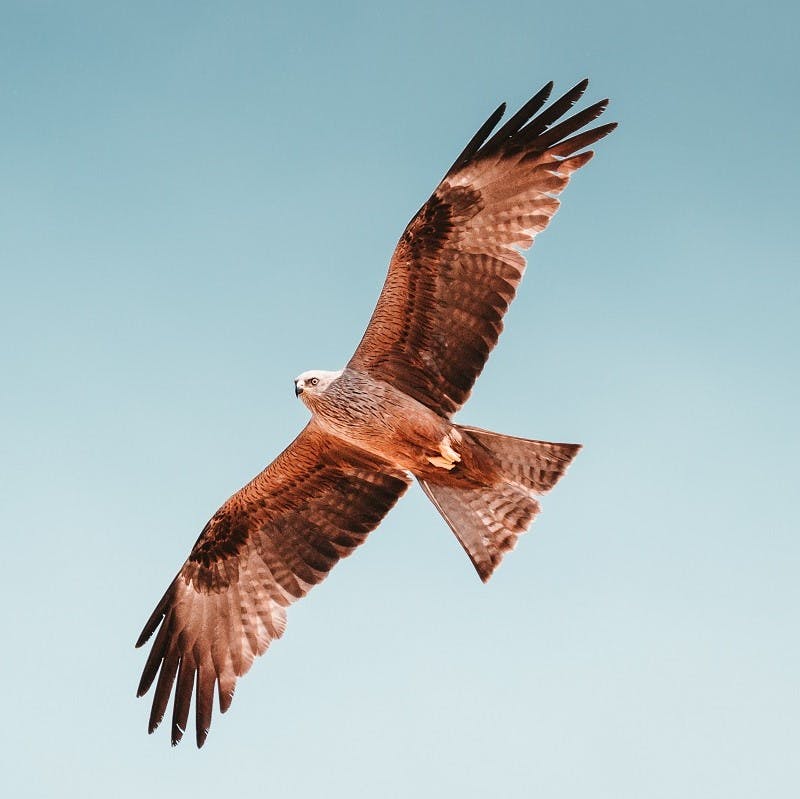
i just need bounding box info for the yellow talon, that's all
[428,431,462,470]
[440,440,461,463]
[428,455,456,470]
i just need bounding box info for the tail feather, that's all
[460,426,581,494]
[419,427,580,582]
[419,480,540,581]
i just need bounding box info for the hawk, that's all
[136,78,616,746]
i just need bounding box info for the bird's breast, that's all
[312,370,449,469]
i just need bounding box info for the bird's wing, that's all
[135,420,410,747]
[348,79,616,417]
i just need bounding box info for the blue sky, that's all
[2,1,797,796]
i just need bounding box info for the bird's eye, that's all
[310,377,319,386]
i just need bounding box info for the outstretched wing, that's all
[135,420,410,747]
[348,79,616,417]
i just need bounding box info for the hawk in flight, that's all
[136,79,616,746]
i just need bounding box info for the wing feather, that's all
[136,421,410,746]
[348,79,616,417]
[446,102,508,174]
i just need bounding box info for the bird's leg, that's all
[427,428,462,470]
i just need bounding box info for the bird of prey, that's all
[136,78,616,747]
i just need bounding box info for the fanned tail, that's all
[419,427,580,581]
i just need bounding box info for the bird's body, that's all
[136,78,616,747]
[299,368,470,478]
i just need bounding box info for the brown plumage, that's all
[349,78,615,417]
[136,79,616,747]
[136,423,410,747]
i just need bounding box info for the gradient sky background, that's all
[2,1,797,797]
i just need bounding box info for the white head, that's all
[294,369,342,402]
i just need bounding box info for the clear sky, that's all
[2,1,797,796]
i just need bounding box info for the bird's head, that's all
[294,369,342,406]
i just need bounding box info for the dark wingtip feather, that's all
[170,658,195,747]
[136,668,153,699]
[482,81,554,151]
[171,723,185,746]
[148,651,179,734]
[520,79,591,140]
[149,710,165,735]
[135,583,173,648]
[135,620,158,649]
[533,99,611,150]
[136,617,172,697]
[445,101,506,175]
[570,77,590,98]
[195,666,215,748]
[218,682,235,713]
[446,78,612,176]
[549,121,618,157]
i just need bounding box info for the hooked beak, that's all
[294,380,303,397]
